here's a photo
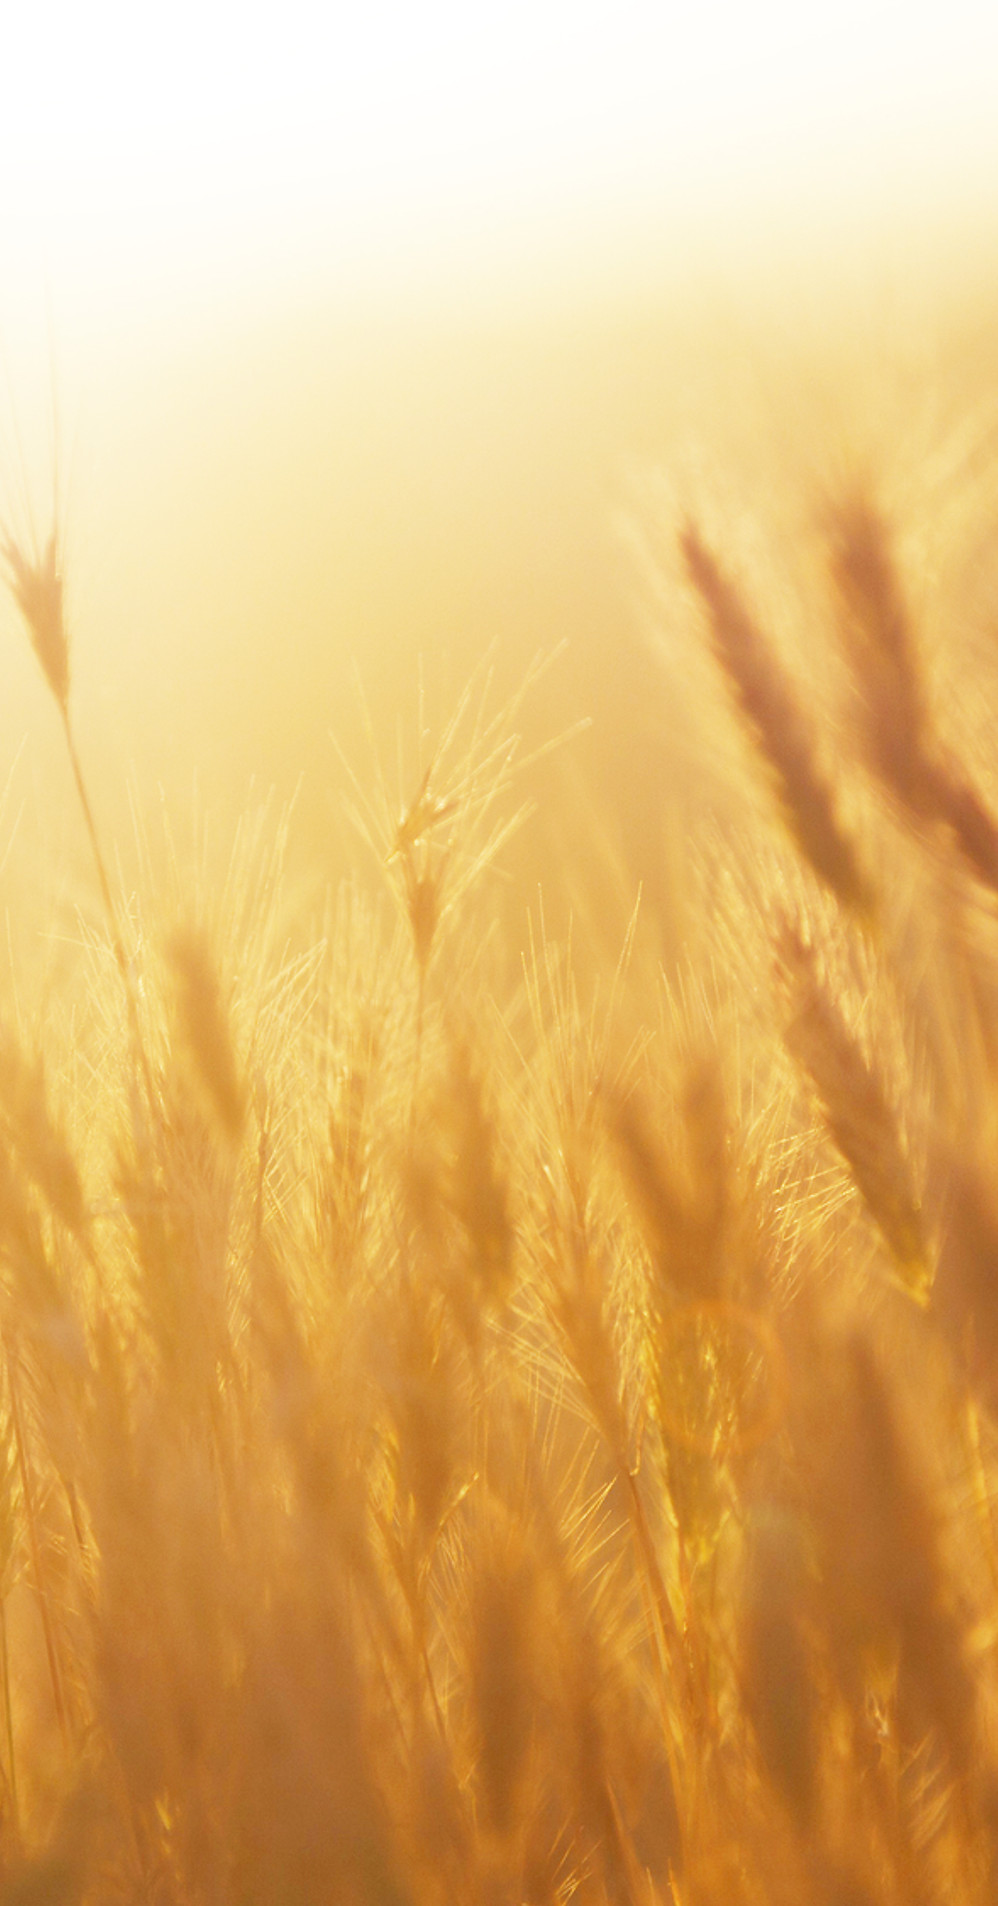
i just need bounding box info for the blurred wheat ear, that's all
[1,515,155,1109]
[0,526,70,712]
[827,491,998,894]
[168,929,247,1142]
[680,519,875,917]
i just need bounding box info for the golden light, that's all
[2,1,996,336]
[1,1,996,906]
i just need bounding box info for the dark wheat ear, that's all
[776,923,929,1293]
[827,493,998,895]
[826,495,925,732]
[680,520,875,916]
[0,525,69,714]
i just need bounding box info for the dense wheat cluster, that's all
[3,409,998,1905]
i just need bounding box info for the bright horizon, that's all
[2,1,998,343]
[1,0,998,924]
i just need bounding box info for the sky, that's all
[2,1,997,343]
[1,0,997,924]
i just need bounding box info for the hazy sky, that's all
[1,0,997,926]
[2,1,997,336]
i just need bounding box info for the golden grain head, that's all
[0,525,70,712]
[681,520,876,914]
[167,929,247,1142]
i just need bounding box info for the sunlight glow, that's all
[2,1,996,328]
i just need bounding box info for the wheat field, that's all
[3,320,998,1906]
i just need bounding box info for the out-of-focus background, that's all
[2,1,997,954]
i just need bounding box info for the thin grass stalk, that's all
[0,1595,18,1844]
[6,1350,68,1750]
[963,1395,998,1606]
[59,704,156,1115]
[620,1464,693,1861]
